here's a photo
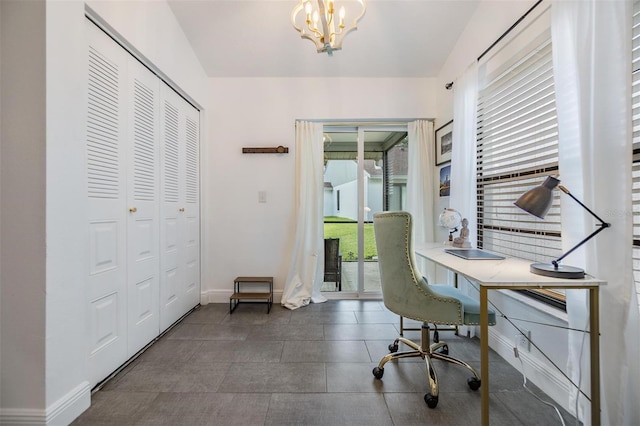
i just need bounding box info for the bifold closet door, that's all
[86,18,200,385]
[182,99,200,312]
[86,20,162,384]
[159,84,200,332]
[86,20,128,386]
[125,57,161,356]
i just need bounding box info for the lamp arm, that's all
[558,185,610,226]
[552,186,611,267]
[552,224,608,267]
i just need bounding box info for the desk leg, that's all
[590,287,600,426]
[480,286,489,426]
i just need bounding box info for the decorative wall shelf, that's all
[242,146,288,154]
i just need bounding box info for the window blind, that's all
[631,0,640,307]
[384,139,408,212]
[477,28,563,267]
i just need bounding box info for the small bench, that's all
[229,276,273,314]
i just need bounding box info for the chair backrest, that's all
[324,238,340,271]
[373,211,463,324]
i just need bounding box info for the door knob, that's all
[129,207,137,213]
[179,208,185,212]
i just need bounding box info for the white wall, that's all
[1,0,208,423]
[366,177,383,220]
[436,0,535,127]
[204,77,435,302]
[85,0,206,104]
[434,0,577,412]
[45,2,91,422]
[433,0,537,249]
[335,179,359,221]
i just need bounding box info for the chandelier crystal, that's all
[291,0,366,56]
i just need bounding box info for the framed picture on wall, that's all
[435,120,453,165]
[439,164,451,197]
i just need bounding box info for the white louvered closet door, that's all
[126,57,161,355]
[182,101,200,312]
[86,21,128,385]
[159,84,185,331]
[86,19,201,385]
[159,84,200,331]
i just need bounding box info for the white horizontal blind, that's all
[477,25,563,266]
[631,0,640,307]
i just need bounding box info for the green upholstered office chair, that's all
[372,211,496,408]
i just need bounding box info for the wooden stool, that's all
[230,276,273,314]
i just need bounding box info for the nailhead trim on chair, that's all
[380,212,464,325]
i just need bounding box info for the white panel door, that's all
[86,21,128,386]
[126,57,160,356]
[182,101,200,311]
[159,84,184,331]
[159,84,200,330]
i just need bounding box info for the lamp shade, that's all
[514,176,560,219]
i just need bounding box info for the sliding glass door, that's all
[322,125,408,297]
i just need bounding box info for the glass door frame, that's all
[323,123,408,298]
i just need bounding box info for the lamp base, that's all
[530,263,585,279]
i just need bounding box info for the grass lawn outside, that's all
[324,217,377,261]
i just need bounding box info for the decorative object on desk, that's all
[514,175,611,278]
[439,164,451,197]
[435,119,453,165]
[242,146,288,154]
[291,0,366,56]
[438,208,461,245]
[452,217,472,248]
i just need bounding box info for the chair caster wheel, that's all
[467,377,481,391]
[438,344,449,355]
[424,393,438,408]
[388,343,399,353]
[372,367,384,379]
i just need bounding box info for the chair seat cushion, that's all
[429,283,496,326]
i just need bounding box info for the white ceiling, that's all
[167,0,481,78]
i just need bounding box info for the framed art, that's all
[435,119,453,165]
[439,164,451,197]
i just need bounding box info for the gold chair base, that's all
[373,323,481,408]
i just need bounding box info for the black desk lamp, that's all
[514,176,610,279]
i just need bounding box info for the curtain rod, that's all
[300,118,434,126]
[476,0,543,62]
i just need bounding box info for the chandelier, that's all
[291,0,367,56]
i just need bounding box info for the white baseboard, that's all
[0,408,46,426]
[0,381,90,426]
[47,381,91,425]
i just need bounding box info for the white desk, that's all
[415,243,605,426]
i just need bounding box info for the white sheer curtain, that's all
[450,62,479,248]
[450,62,479,337]
[551,1,640,424]
[282,121,327,310]
[406,120,436,276]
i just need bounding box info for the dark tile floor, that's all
[72,300,576,425]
